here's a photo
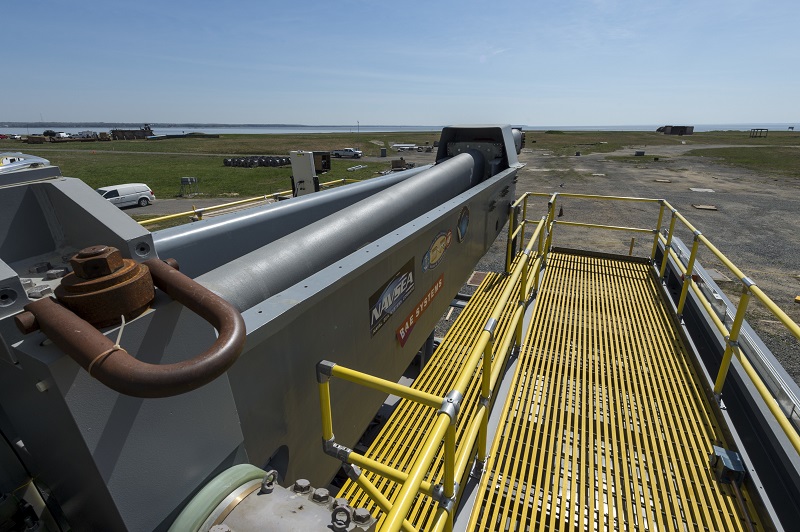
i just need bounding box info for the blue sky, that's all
[5,0,799,126]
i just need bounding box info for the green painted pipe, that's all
[168,464,266,532]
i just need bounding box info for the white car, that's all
[330,148,363,158]
[96,183,156,208]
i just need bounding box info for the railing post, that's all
[547,194,557,226]
[516,251,529,344]
[658,209,677,280]
[676,231,701,316]
[478,336,493,461]
[532,218,546,295]
[537,216,545,257]
[317,362,335,441]
[505,202,516,273]
[444,424,456,531]
[651,201,666,261]
[543,220,556,263]
[520,194,529,251]
[713,280,753,395]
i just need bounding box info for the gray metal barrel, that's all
[153,166,432,278]
[199,152,482,311]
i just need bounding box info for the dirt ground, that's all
[457,143,800,386]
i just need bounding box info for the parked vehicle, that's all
[96,183,155,208]
[330,147,362,158]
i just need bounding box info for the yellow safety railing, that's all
[138,178,361,226]
[510,192,800,456]
[318,191,799,530]
[656,201,800,455]
[317,218,545,532]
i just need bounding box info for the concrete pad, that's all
[690,187,716,192]
[706,268,732,282]
[692,204,718,210]
[468,271,488,287]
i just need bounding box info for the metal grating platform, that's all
[467,252,763,531]
[339,267,523,529]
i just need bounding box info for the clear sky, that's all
[5,0,799,126]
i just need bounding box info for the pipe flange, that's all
[54,246,154,328]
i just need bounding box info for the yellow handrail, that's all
[318,190,799,530]
[318,219,544,532]
[535,194,800,456]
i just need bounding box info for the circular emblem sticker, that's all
[457,206,470,242]
[423,230,453,271]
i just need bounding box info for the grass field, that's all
[1,132,440,198]
[2,129,797,198]
[685,146,800,178]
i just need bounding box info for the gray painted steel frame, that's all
[0,126,520,530]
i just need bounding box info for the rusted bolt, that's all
[70,246,124,279]
[312,488,330,503]
[77,245,110,258]
[353,507,372,525]
[293,479,311,494]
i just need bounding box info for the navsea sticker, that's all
[369,258,415,336]
[422,230,452,271]
[457,206,470,242]
[396,275,444,347]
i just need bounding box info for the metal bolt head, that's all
[330,506,352,532]
[77,245,110,258]
[312,487,330,503]
[353,507,372,524]
[293,478,311,493]
[70,246,124,279]
[333,497,350,509]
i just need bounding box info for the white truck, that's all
[330,147,362,158]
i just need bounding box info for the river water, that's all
[1,123,796,136]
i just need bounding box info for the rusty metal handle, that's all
[17,259,246,398]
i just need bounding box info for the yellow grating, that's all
[467,252,763,531]
[339,266,523,529]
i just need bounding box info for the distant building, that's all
[657,125,694,136]
[111,124,154,140]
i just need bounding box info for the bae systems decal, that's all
[396,275,444,347]
[422,230,453,271]
[369,258,415,336]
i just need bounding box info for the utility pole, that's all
[357,121,359,134]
